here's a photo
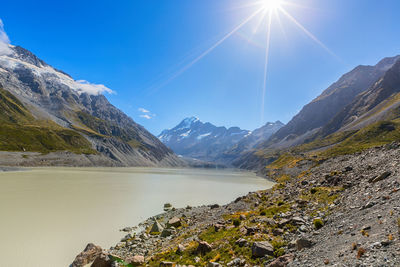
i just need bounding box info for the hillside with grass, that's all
[0,45,182,167]
[0,86,95,154]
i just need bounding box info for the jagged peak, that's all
[375,55,400,71]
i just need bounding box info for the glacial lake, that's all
[0,167,273,267]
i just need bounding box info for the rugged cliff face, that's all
[262,56,400,149]
[0,45,183,167]
[230,55,400,171]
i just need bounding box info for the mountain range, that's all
[0,45,182,167]
[235,55,400,170]
[158,117,284,163]
[2,43,400,171]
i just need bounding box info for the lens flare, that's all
[145,0,338,125]
[260,0,283,11]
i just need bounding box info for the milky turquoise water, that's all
[0,167,273,267]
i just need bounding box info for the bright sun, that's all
[261,0,283,11]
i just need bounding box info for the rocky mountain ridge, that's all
[261,55,400,150]
[159,118,283,164]
[158,117,251,163]
[0,45,182,167]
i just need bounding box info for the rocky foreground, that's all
[71,143,400,266]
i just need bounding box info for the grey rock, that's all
[251,241,274,258]
[236,238,248,247]
[197,241,212,255]
[150,220,163,234]
[168,217,181,228]
[160,262,175,267]
[267,254,294,267]
[296,238,313,250]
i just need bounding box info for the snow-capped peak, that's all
[176,116,201,130]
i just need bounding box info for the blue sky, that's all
[1,0,400,134]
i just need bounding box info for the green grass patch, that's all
[320,120,400,157]
[300,187,341,205]
[267,153,302,169]
[259,202,291,218]
[0,123,96,154]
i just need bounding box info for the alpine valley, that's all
[0,9,400,267]
[72,54,400,266]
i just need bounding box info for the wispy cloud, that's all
[0,19,12,56]
[75,80,114,95]
[140,114,152,119]
[138,107,156,119]
[138,107,150,113]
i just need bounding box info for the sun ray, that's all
[279,7,338,59]
[261,10,273,125]
[274,9,288,41]
[253,9,268,34]
[146,8,265,94]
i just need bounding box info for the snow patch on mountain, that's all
[0,47,113,95]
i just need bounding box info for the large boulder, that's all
[70,243,103,267]
[150,220,164,234]
[251,241,274,258]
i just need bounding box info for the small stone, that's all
[251,241,274,258]
[214,223,225,232]
[164,203,173,211]
[296,238,313,250]
[207,262,221,267]
[290,216,305,226]
[210,204,220,209]
[176,244,185,254]
[272,228,285,236]
[127,255,145,266]
[161,228,174,238]
[70,243,103,267]
[362,225,371,231]
[299,225,307,232]
[227,258,242,266]
[235,238,247,247]
[168,217,182,228]
[150,220,164,234]
[267,254,294,267]
[160,261,175,267]
[369,171,391,183]
[361,201,376,210]
[90,253,112,267]
[197,241,212,255]
[344,166,353,172]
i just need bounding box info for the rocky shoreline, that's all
[0,166,26,172]
[71,143,400,266]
